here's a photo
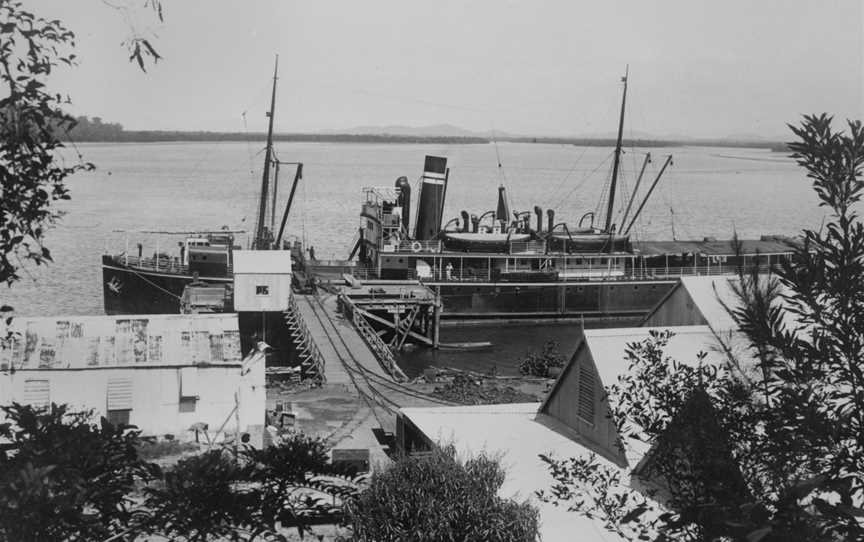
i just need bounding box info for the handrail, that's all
[338,294,407,382]
[285,292,325,382]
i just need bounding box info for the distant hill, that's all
[63,116,788,150]
[317,123,518,139]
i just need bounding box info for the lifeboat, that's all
[442,232,531,253]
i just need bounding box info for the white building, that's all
[398,325,750,542]
[233,250,293,312]
[0,313,265,444]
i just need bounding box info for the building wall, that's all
[642,284,706,328]
[233,273,292,312]
[541,343,627,467]
[0,362,265,441]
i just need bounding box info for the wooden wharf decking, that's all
[289,292,452,435]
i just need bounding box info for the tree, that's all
[343,446,539,542]
[539,115,864,541]
[0,1,92,289]
[0,403,159,541]
[141,433,364,541]
[0,0,161,308]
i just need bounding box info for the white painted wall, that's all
[0,360,265,443]
[233,273,292,312]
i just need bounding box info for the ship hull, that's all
[102,255,231,315]
[429,278,676,320]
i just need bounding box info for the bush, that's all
[0,402,158,541]
[519,340,565,377]
[344,446,539,542]
[433,374,538,404]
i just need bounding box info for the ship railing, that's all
[337,294,408,382]
[394,240,441,253]
[629,264,777,280]
[115,254,192,274]
[509,240,546,254]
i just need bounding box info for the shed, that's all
[642,276,740,330]
[232,250,293,312]
[0,313,265,444]
[540,325,741,467]
[398,403,632,542]
[641,275,797,333]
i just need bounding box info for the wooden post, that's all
[433,293,441,348]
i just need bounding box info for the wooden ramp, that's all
[291,293,452,434]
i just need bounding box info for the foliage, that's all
[519,339,566,377]
[432,373,538,405]
[343,446,539,542]
[539,114,864,541]
[141,433,364,541]
[0,402,159,541]
[242,433,365,538]
[142,448,262,542]
[0,0,161,302]
[0,0,93,288]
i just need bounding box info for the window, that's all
[179,367,199,413]
[107,378,133,425]
[256,285,270,296]
[577,364,595,423]
[23,379,50,410]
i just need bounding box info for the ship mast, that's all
[603,66,628,233]
[254,55,279,249]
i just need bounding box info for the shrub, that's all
[344,446,539,542]
[519,340,565,377]
[0,402,158,541]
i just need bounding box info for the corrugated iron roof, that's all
[400,403,630,542]
[232,250,293,274]
[0,313,242,370]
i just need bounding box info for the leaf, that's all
[746,527,772,542]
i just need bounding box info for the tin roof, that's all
[232,250,293,274]
[400,403,630,542]
[0,313,242,370]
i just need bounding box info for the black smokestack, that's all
[471,214,479,233]
[414,155,448,240]
[395,176,411,232]
[547,209,555,233]
[534,206,543,233]
[496,185,509,222]
[461,210,470,232]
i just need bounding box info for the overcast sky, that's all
[38,0,864,138]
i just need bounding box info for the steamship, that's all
[102,57,305,317]
[352,73,796,320]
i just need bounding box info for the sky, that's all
[33,0,864,138]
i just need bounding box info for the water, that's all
[2,141,820,372]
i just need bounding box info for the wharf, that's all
[288,291,450,437]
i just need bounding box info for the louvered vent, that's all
[107,378,133,410]
[577,364,595,423]
[23,379,50,409]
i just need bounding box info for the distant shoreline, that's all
[64,130,788,150]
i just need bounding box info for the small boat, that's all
[442,232,531,253]
[547,231,631,253]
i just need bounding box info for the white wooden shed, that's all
[232,250,293,312]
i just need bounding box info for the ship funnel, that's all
[414,155,449,240]
[534,206,543,233]
[547,209,555,233]
[395,176,411,232]
[471,214,480,233]
[496,185,510,222]
[461,210,470,232]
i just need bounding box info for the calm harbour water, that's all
[2,141,821,374]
